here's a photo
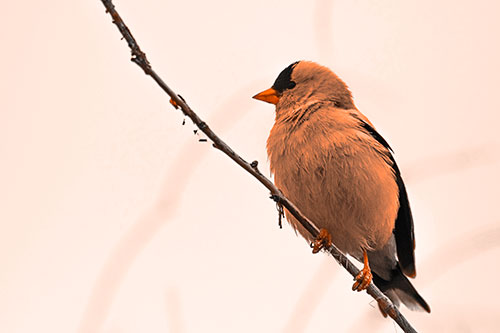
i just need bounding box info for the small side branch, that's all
[99,1,417,332]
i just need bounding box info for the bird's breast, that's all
[266,109,399,255]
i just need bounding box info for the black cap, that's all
[272,61,299,93]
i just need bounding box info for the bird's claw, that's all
[352,250,372,291]
[352,266,372,291]
[311,228,332,253]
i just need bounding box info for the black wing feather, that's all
[357,119,416,277]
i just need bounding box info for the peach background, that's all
[1,0,500,332]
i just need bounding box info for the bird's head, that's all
[253,61,355,110]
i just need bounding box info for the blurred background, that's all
[1,0,500,332]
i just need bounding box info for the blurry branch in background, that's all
[78,85,257,332]
[99,1,417,332]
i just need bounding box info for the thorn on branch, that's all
[211,142,224,152]
[250,160,265,177]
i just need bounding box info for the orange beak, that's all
[252,88,280,105]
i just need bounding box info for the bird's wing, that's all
[351,112,417,278]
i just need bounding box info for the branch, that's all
[99,1,418,332]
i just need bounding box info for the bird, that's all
[252,61,430,314]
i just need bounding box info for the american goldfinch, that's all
[253,61,430,313]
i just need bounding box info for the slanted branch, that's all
[99,1,418,332]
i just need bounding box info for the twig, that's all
[99,1,418,332]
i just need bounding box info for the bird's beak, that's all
[252,88,279,105]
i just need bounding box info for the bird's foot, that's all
[352,267,372,291]
[311,228,332,253]
[352,250,372,291]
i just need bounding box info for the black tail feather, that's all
[372,265,430,313]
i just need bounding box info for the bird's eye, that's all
[288,81,296,89]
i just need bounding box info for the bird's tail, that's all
[372,265,431,313]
